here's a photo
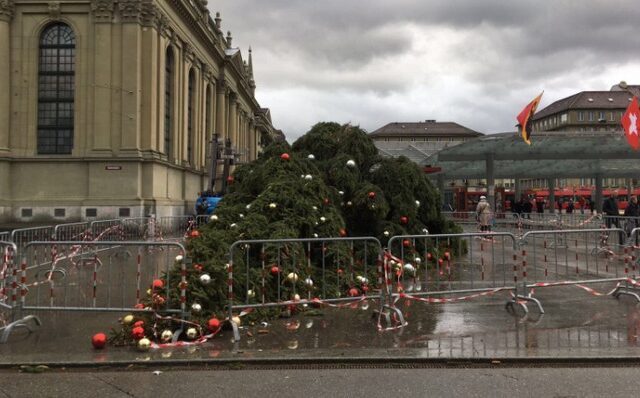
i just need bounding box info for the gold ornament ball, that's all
[287,272,299,283]
[232,316,242,326]
[122,314,134,325]
[247,289,255,298]
[138,338,151,351]
[292,293,301,301]
[269,203,277,209]
[210,215,219,221]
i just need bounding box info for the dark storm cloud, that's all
[208,1,640,139]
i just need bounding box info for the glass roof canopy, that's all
[426,131,640,179]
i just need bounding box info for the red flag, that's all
[622,96,640,150]
[516,92,543,145]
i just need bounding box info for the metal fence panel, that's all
[18,241,187,314]
[54,222,90,241]
[10,226,54,251]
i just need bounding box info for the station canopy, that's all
[424,130,640,179]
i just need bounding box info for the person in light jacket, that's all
[476,196,492,232]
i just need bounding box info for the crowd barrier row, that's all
[1,240,187,343]
[3,215,210,251]
[3,224,640,344]
[226,228,640,340]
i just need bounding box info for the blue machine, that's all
[196,194,222,215]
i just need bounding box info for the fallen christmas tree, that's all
[106,122,461,350]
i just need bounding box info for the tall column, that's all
[486,155,495,212]
[0,1,14,152]
[514,179,522,205]
[547,178,556,213]
[215,83,226,139]
[595,174,603,214]
[228,93,237,149]
[119,4,143,152]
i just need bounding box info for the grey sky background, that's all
[209,1,640,141]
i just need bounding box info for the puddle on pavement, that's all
[3,285,640,362]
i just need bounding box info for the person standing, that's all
[603,192,623,243]
[624,195,639,238]
[476,196,492,232]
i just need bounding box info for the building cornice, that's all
[91,0,114,23]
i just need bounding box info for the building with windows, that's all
[531,81,638,133]
[369,120,483,163]
[521,82,638,191]
[0,0,278,222]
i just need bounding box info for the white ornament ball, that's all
[175,255,184,262]
[308,154,315,160]
[246,204,252,210]
[422,228,429,235]
[210,215,218,221]
[313,233,319,238]
[356,275,365,283]
[199,273,211,285]
[138,338,151,351]
[304,174,313,180]
[383,230,390,237]
[269,203,277,209]
[247,289,255,298]
[191,303,202,313]
[287,272,299,283]
[414,257,422,264]
[230,223,237,228]
[320,216,326,223]
[232,316,242,326]
[346,201,352,206]
[415,200,421,207]
[403,263,416,274]
[292,293,301,301]
[346,160,356,168]
[186,327,198,339]
[304,277,314,287]
[160,329,173,343]
[312,206,318,211]
[239,213,244,219]
[338,190,344,196]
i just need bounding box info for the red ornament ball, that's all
[133,320,144,328]
[400,216,409,225]
[438,258,444,265]
[226,175,234,184]
[427,252,433,260]
[270,266,280,276]
[152,279,164,289]
[131,326,145,340]
[403,239,411,248]
[348,287,360,297]
[134,303,145,309]
[194,263,203,272]
[368,191,376,199]
[339,228,347,237]
[190,229,200,238]
[323,198,330,205]
[444,251,451,260]
[207,318,221,332]
[280,153,290,161]
[91,333,107,349]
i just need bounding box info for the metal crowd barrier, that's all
[386,232,520,304]
[226,236,400,341]
[155,215,209,239]
[10,226,54,251]
[15,241,187,317]
[1,242,40,343]
[0,232,8,242]
[54,222,90,241]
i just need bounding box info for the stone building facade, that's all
[0,0,277,222]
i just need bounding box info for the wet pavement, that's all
[2,283,640,365]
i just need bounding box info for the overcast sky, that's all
[210,0,640,141]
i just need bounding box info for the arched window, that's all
[187,69,195,165]
[37,23,75,154]
[164,48,174,160]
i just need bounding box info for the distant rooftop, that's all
[533,82,638,120]
[369,121,484,138]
